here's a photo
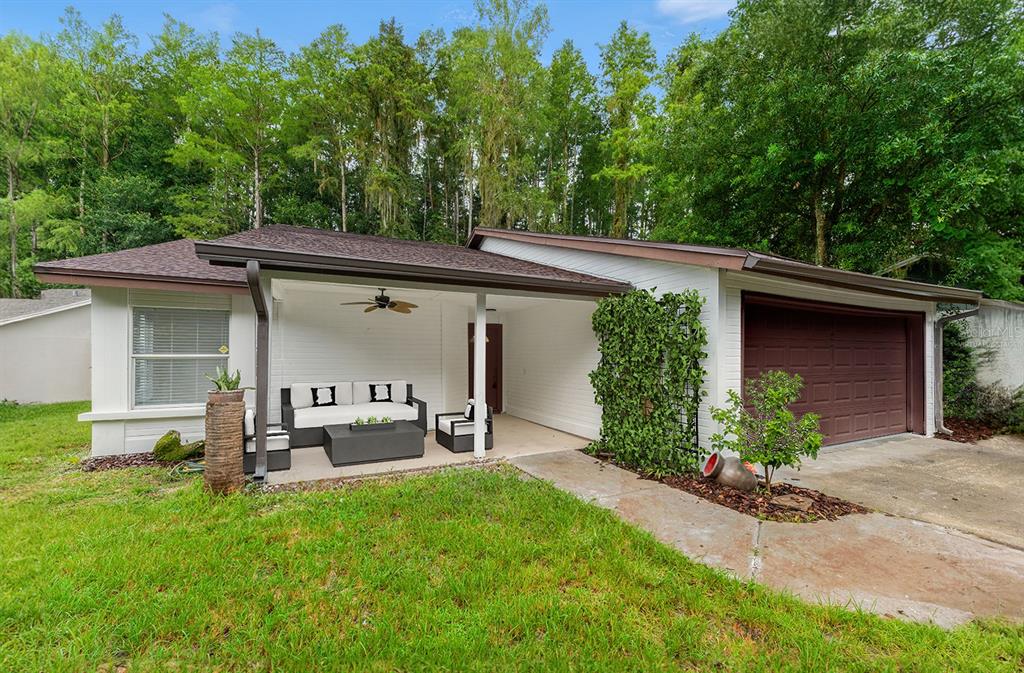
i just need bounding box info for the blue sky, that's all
[0,1,733,68]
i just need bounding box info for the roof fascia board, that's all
[745,258,981,304]
[34,269,249,295]
[469,228,748,270]
[0,299,91,327]
[195,242,631,297]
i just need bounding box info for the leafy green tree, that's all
[711,371,823,495]
[175,30,286,230]
[542,40,601,233]
[346,20,431,236]
[289,24,356,232]
[0,33,59,296]
[596,22,656,239]
[449,0,551,231]
[656,0,1024,297]
[54,7,140,218]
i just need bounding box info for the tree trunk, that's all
[101,108,110,170]
[253,152,263,229]
[340,160,347,233]
[7,161,18,298]
[611,182,628,239]
[813,188,827,266]
[77,157,86,219]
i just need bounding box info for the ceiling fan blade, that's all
[364,305,378,313]
[341,301,375,306]
[391,301,418,309]
[389,305,412,314]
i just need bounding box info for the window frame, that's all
[129,304,231,410]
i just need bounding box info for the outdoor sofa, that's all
[281,381,427,448]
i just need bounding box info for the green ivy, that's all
[589,289,708,476]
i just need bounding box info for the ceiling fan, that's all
[341,288,418,314]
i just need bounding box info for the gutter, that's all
[742,256,984,304]
[247,260,270,481]
[933,307,982,435]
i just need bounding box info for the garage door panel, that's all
[744,299,916,445]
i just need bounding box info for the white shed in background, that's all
[0,289,91,404]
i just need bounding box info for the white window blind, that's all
[132,307,230,407]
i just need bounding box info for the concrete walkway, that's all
[511,450,1024,627]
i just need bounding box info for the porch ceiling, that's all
[195,225,631,298]
[271,279,583,311]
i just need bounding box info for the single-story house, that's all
[0,288,91,403]
[35,225,981,478]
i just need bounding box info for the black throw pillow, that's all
[311,385,337,407]
[370,383,393,403]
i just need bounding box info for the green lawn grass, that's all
[0,402,1021,672]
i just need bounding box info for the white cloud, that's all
[655,0,734,24]
[197,2,239,35]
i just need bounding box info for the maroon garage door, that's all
[743,294,925,445]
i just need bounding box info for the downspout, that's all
[246,260,270,480]
[934,307,981,435]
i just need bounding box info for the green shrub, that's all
[152,431,205,462]
[152,430,183,460]
[710,371,823,494]
[943,321,982,419]
[589,289,708,477]
[943,321,1024,432]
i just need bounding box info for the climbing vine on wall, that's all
[589,289,708,476]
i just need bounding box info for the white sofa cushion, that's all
[353,380,406,404]
[290,382,352,409]
[292,402,417,428]
[244,431,290,453]
[438,416,477,436]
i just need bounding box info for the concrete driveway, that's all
[776,434,1024,549]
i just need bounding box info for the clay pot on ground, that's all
[701,452,757,492]
[204,389,245,494]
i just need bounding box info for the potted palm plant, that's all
[205,367,245,403]
[203,367,247,493]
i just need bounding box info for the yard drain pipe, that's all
[934,306,981,435]
[247,260,270,481]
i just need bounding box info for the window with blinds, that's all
[131,307,230,407]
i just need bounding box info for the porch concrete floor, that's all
[511,449,1024,627]
[266,415,589,485]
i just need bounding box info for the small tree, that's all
[710,371,823,494]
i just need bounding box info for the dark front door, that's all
[468,323,503,413]
[742,294,924,445]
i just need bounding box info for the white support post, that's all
[474,292,487,459]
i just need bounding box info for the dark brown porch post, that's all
[246,260,270,480]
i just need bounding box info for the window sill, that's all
[79,406,208,422]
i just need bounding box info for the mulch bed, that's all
[936,417,997,444]
[660,474,869,523]
[80,452,166,472]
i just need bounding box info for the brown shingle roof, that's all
[34,239,247,289]
[468,227,983,304]
[200,225,626,291]
[34,226,630,296]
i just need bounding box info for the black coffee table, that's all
[322,420,425,466]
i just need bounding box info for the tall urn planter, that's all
[204,389,245,494]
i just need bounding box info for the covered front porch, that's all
[268,414,589,484]
[194,228,630,481]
